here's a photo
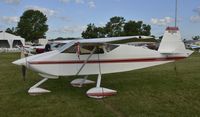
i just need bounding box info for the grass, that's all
[0,52,200,117]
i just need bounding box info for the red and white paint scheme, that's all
[13,27,193,99]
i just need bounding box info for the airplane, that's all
[24,43,45,54]
[190,44,200,52]
[12,27,193,99]
[19,41,67,56]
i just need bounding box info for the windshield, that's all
[51,43,65,50]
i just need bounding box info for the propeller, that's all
[173,62,178,76]
[20,47,27,81]
[22,65,26,81]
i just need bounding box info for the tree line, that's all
[82,16,151,39]
[192,36,200,40]
[5,10,200,42]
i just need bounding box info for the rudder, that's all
[158,27,186,54]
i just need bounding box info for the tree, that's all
[82,23,105,39]
[192,36,200,40]
[81,16,152,38]
[17,10,48,42]
[123,21,151,36]
[5,27,17,35]
[141,24,151,36]
[105,16,125,37]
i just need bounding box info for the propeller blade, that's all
[22,65,26,81]
[21,47,25,59]
[20,47,28,81]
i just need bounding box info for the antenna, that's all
[175,0,178,27]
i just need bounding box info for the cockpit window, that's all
[62,44,105,54]
[53,43,65,48]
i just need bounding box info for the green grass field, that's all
[1,52,200,117]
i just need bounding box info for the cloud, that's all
[98,22,106,27]
[193,6,200,15]
[59,0,70,3]
[63,25,86,33]
[52,25,86,34]
[59,0,84,4]
[88,0,95,8]
[0,16,19,24]
[0,0,20,4]
[75,0,84,4]
[25,5,57,17]
[59,0,95,8]
[190,6,200,23]
[57,16,71,21]
[190,16,200,23]
[151,17,174,26]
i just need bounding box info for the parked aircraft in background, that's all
[190,44,200,52]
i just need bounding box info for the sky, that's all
[0,0,199,39]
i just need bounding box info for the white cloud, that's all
[0,0,20,4]
[0,16,19,24]
[59,0,70,3]
[98,22,106,27]
[88,0,95,8]
[193,6,200,15]
[75,0,84,4]
[57,16,71,21]
[63,25,86,33]
[151,17,174,26]
[190,15,200,23]
[59,0,95,8]
[59,0,84,4]
[190,6,200,23]
[25,5,57,17]
[52,25,86,34]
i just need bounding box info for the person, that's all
[44,42,51,52]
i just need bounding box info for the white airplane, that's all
[13,27,193,98]
[24,43,45,54]
[190,44,200,52]
[19,41,67,55]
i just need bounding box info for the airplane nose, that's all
[12,58,26,66]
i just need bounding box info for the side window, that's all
[105,44,119,52]
[81,45,95,54]
[94,47,104,54]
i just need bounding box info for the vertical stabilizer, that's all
[158,27,186,54]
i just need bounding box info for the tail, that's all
[158,27,193,56]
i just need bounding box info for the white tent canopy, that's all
[0,31,25,50]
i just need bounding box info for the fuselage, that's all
[17,44,189,76]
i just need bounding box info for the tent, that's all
[0,31,25,52]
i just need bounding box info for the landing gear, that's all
[28,78,50,95]
[71,76,95,87]
[86,74,117,99]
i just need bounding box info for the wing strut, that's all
[75,47,97,76]
[71,47,97,87]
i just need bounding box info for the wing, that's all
[58,36,153,52]
[190,45,200,49]
[78,36,153,44]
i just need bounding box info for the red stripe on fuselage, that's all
[28,56,186,65]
